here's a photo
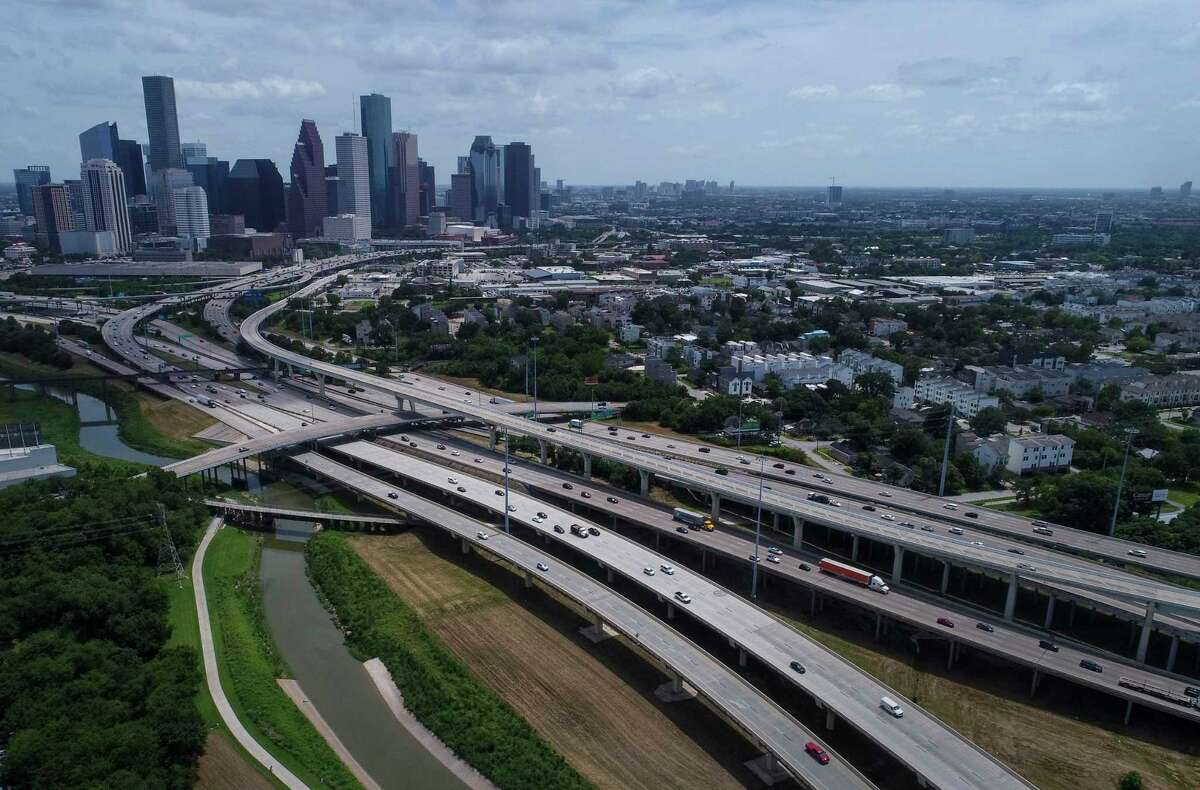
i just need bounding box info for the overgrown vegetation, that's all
[307,531,592,790]
[0,469,209,787]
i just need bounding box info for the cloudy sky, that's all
[5,0,1199,188]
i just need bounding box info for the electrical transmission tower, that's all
[156,505,187,585]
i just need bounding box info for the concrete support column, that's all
[773,511,780,531]
[666,603,675,620]
[1068,600,1077,628]
[940,561,951,594]
[701,550,707,573]
[524,572,533,589]
[1030,668,1041,697]
[460,537,470,554]
[489,426,497,450]
[738,647,747,668]
[891,545,904,582]
[1004,573,1019,622]
[1167,635,1180,672]
[851,535,860,561]
[792,516,804,549]
[824,709,835,731]
[639,469,651,496]
[606,567,614,584]
[583,453,592,479]
[318,374,326,397]
[1136,601,1157,664]
[947,641,956,669]
[711,493,721,521]
[875,612,883,641]
[1044,595,1057,630]
[1124,700,1134,725]
[538,440,547,464]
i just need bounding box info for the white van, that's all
[880,696,904,718]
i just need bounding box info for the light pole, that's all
[1109,427,1139,536]
[503,428,511,534]
[751,456,765,599]
[937,404,956,497]
[531,336,539,422]
[736,390,744,449]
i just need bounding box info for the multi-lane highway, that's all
[290,451,875,790]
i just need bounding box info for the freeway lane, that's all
[325,439,1033,790]
[238,275,1200,617]
[579,422,1200,582]
[392,434,1200,722]
[289,451,875,790]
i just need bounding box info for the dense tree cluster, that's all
[0,469,207,787]
[0,319,72,369]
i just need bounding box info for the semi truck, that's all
[673,508,710,528]
[568,419,584,430]
[818,558,890,594]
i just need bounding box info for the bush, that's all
[1118,771,1143,790]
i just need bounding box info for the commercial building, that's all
[418,159,435,216]
[30,184,73,253]
[468,135,501,223]
[359,93,392,227]
[335,133,370,227]
[186,156,229,214]
[287,120,327,239]
[13,165,51,216]
[323,214,370,242]
[79,122,119,163]
[141,75,183,171]
[80,158,131,253]
[1052,233,1110,247]
[116,139,146,196]
[149,168,193,235]
[173,186,210,249]
[57,230,118,256]
[503,141,535,223]
[1005,435,1075,476]
[449,172,473,221]
[388,131,419,228]
[206,232,287,259]
[226,159,285,232]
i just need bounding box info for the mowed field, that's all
[196,733,275,790]
[349,530,751,790]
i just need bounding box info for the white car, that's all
[878,491,892,498]
[881,514,895,521]
[507,504,517,512]
[447,477,458,484]
[451,450,461,457]
[673,591,692,604]
[536,562,549,572]
[643,567,656,576]
[476,530,489,540]
[660,564,675,575]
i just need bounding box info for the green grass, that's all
[203,526,363,790]
[1167,484,1200,509]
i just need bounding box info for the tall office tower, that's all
[556,178,563,193]
[150,168,193,235]
[335,132,370,225]
[449,172,473,221]
[286,119,327,239]
[79,122,119,162]
[457,156,470,174]
[502,142,535,222]
[181,142,208,163]
[64,180,86,229]
[30,184,73,253]
[1150,186,1164,199]
[186,157,229,214]
[388,131,419,227]
[128,200,159,236]
[468,135,501,223]
[226,159,285,232]
[173,186,211,249]
[117,139,146,196]
[80,159,132,253]
[324,165,340,216]
[142,75,183,172]
[1094,211,1114,233]
[359,93,392,227]
[418,159,435,216]
[827,184,844,206]
[13,165,51,215]
[1181,181,1193,199]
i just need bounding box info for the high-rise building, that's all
[827,184,844,206]
[1150,186,1164,199]
[13,166,51,215]
[449,172,473,222]
[128,199,159,236]
[182,142,208,163]
[287,119,327,239]
[226,159,285,232]
[388,131,419,228]
[1095,211,1114,234]
[173,186,211,249]
[150,168,193,235]
[79,122,120,162]
[80,159,132,253]
[30,184,73,253]
[324,165,340,217]
[186,157,230,214]
[63,180,86,229]
[1181,181,1193,199]
[468,135,501,223]
[359,93,392,227]
[335,133,370,226]
[142,75,183,172]
[502,141,535,222]
[418,159,435,216]
[117,139,147,196]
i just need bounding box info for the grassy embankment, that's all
[0,351,214,458]
[307,530,592,790]
[198,526,363,789]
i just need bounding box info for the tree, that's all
[1118,771,1144,790]
[971,406,1006,436]
[325,292,342,309]
[889,425,931,464]
[854,371,896,400]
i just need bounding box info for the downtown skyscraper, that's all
[142,75,183,172]
[13,165,51,216]
[388,131,419,228]
[80,122,147,197]
[81,159,131,253]
[359,93,392,228]
[287,119,327,238]
[335,133,370,226]
[502,141,535,223]
[468,135,501,224]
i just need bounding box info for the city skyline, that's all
[4,0,1200,188]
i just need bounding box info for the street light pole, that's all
[751,456,765,599]
[937,404,955,497]
[1109,427,1139,536]
[503,428,511,534]
[531,336,539,422]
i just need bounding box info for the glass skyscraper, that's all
[359,93,392,227]
[142,75,183,172]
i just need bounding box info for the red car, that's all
[937,617,955,628]
[805,742,830,765]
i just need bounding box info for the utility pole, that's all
[937,405,955,497]
[751,456,765,599]
[531,336,539,422]
[503,428,511,534]
[1109,427,1139,536]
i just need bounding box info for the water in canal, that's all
[259,520,468,790]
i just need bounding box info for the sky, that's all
[4,0,1200,189]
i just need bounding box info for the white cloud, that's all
[176,76,325,100]
[788,84,840,101]
[611,67,682,99]
[854,83,924,103]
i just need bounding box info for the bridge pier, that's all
[738,646,748,668]
[1136,601,1157,663]
[654,675,697,703]
[666,603,675,620]
[891,545,904,582]
[1030,668,1041,697]
[538,440,547,464]
[1044,595,1056,629]
[875,612,883,641]
[744,753,790,786]
[851,534,860,561]
[941,561,951,594]
[580,613,614,643]
[824,708,836,731]
[523,572,533,589]
[1004,573,1018,621]
[792,516,804,548]
[1124,699,1134,725]
[489,426,497,450]
[318,374,326,398]
[460,537,470,554]
[1167,635,1180,672]
[582,453,592,479]
[710,493,721,521]
[639,469,650,496]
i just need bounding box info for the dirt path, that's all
[351,531,749,790]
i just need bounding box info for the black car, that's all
[1007,548,1026,555]
[789,660,806,674]
[976,622,994,633]
[607,496,619,503]
[773,463,785,469]
[798,562,811,571]
[554,524,565,534]
[1080,659,1104,673]
[699,447,711,453]
[785,469,796,475]
[676,526,689,534]
[495,489,504,496]
[965,511,979,518]
[563,483,574,490]
[588,526,600,536]
[1039,639,1059,652]
[715,467,729,476]
[437,444,446,450]
[862,505,876,512]
[547,427,557,433]
[581,491,591,499]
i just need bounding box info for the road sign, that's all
[1152,488,1169,503]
